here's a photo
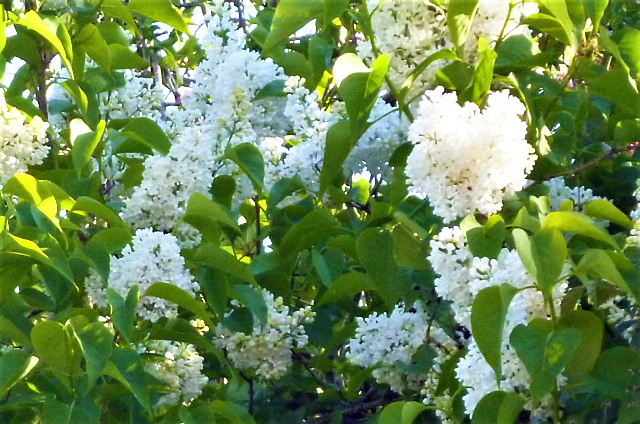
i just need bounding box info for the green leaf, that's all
[72,196,130,232]
[72,119,106,176]
[513,228,567,296]
[357,228,403,308]
[0,350,39,397]
[391,225,429,270]
[613,28,640,78]
[128,0,189,33]
[582,0,608,30]
[583,66,640,116]
[319,119,353,194]
[399,48,459,104]
[209,400,257,424]
[262,0,324,52]
[589,346,640,398]
[460,38,497,103]
[106,286,138,341]
[558,310,603,381]
[447,0,480,50]
[225,143,265,193]
[336,53,389,133]
[75,24,110,71]
[31,321,79,376]
[268,175,305,210]
[378,401,426,424]
[145,282,215,329]
[192,243,256,284]
[278,210,341,262]
[510,321,581,402]
[472,391,526,424]
[447,0,479,47]
[76,322,113,391]
[577,249,631,294]
[4,173,62,232]
[101,0,138,33]
[108,44,149,69]
[119,117,171,156]
[471,284,519,384]
[584,199,633,229]
[524,13,572,45]
[544,211,617,247]
[465,215,505,260]
[318,272,374,305]
[539,0,578,47]
[184,192,241,238]
[17,12,73,76]
[231,284,267,327]
[105,348,152,413]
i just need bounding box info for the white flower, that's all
[544,177,601,211]
[347,302,456,393]
[0,92,50,183]
[122,126,216,231]
[140,341,208,408]
[406,87,536,222]
[214,290,315,380]
[85,229,199,322]
[100,76,165,121]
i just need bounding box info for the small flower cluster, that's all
[600,295,638,343]
[544,177,600,210]
[429,227,566,419]
[85,229,199,322]
[0,91,50,183]
[358,1,535,96]
[139,340,208,408]
[100,76,165,121]
[214,290,315,380]
[406,87,536,222]
[347,302,457,393]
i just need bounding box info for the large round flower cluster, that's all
[85,229,199,322]
[139,341,208,408]
[428,227,567,419]
[406,87,536,222]
[0,92,50,183]
[214,290,315,380]
[347,302,456,393]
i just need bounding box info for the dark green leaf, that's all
[472,391,526,424]
[471,284,519,383]
[510,321,581,402]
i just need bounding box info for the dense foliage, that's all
[0,0,639,422]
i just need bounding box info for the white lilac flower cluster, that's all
[0,92,50,183]
[358,1,535,97]
[100,76,165,121]
[357,0,450,97]
[139,340,208,408]
[85,229,199,322]
[599,295,638,343]
[215,290,315,380]
[544,177,600,210]
[347,302,457,394]
[121,126,216,231]
[406,87,536,223]
[428,226,566,419]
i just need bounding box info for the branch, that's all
[546,143,635,180]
